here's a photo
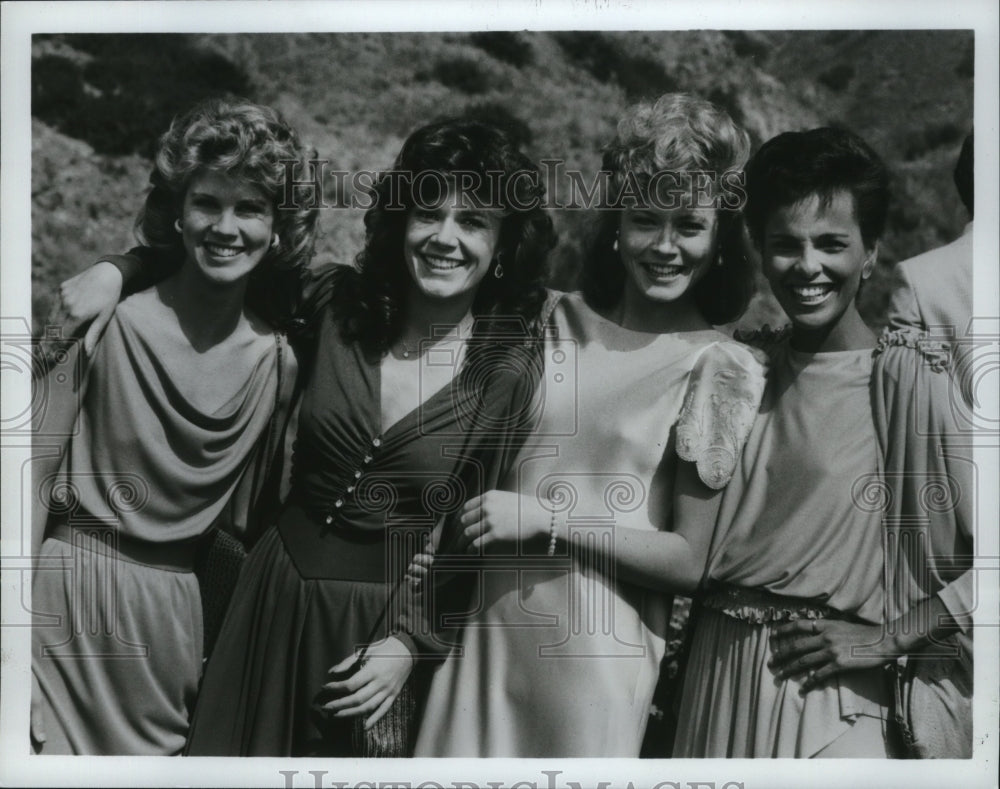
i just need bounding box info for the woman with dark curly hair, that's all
[414,93,767,757]
[31,97,318,754]
[60,115,557,756]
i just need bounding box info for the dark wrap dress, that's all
[186,269,541,756]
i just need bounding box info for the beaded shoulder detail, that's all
[873,327,951,373]
[676,341,768,490]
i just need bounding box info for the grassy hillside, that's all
[31,30,972,334]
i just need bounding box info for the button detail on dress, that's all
[363,454,373,464]
[335,499,344,509]
[346,485,355,493]
[325,515,333,525]
[372,437,382,448]
[354,470,362,479]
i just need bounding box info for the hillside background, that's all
[30,30,974,334]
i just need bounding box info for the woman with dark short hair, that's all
[674,127,972,758]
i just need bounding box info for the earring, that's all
[270,233,280,250]
[174,219,182,234]
[715,254,724,268]
[612,231,619,253]
[493,261,504,279]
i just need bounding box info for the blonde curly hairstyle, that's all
[583,93,754,324]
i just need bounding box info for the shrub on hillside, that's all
[723,31,770,63]
[469,32,534,68]
[817,63,855,92]
[423,56,494,95]
[901,120,964,161]
[956,41,974,78]
[32,35,252,157]
[551,32,678,100]
[461,101,533,147]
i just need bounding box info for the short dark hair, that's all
[744,127,889,250]
[954,131,973,217]
[581,93,754,325]
[339,118,556,357]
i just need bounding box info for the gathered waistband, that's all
[277,501,430,583]
[701,584,838,624]
[47,520,199,573]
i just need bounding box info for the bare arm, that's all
[456,459,723,595]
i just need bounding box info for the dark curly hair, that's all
[136,97,320,324]
[335,118,557,357]
[581,93,754,325]
[743,127,889,251]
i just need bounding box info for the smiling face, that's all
[180,170,275,286]
[402,183,503,308]
[618,205,718,307]
[762,190,876,348]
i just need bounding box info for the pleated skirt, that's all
[673,607,893,758]
[32,535,203,755]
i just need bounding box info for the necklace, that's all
[395,313,474,360]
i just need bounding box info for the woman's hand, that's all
[455,491,549,554]
[404,548,433,590]
[315,636,414,729]
[768,618,897,692]
[48,262,123,355]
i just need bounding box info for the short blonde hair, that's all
[603,92,751,205]
[583,93,754,324]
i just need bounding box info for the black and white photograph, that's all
[2,1,998,787]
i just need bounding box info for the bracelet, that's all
[547,503,559,557]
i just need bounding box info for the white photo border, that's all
[2,1,998,787]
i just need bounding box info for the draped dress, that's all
[673,335,892,758]
[32,289,289,755]
[414,292,767,757]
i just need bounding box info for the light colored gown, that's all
[414,292,766,757]
[673,335,891,758]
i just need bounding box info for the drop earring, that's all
[270,233,280,250]
[612,231,619,253]
[174,219,182,234]
[493,261,504,279]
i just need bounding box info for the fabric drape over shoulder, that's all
[32,287,293,755]
[871,329,973,758]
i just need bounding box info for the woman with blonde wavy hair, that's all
[32,97,317,754]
